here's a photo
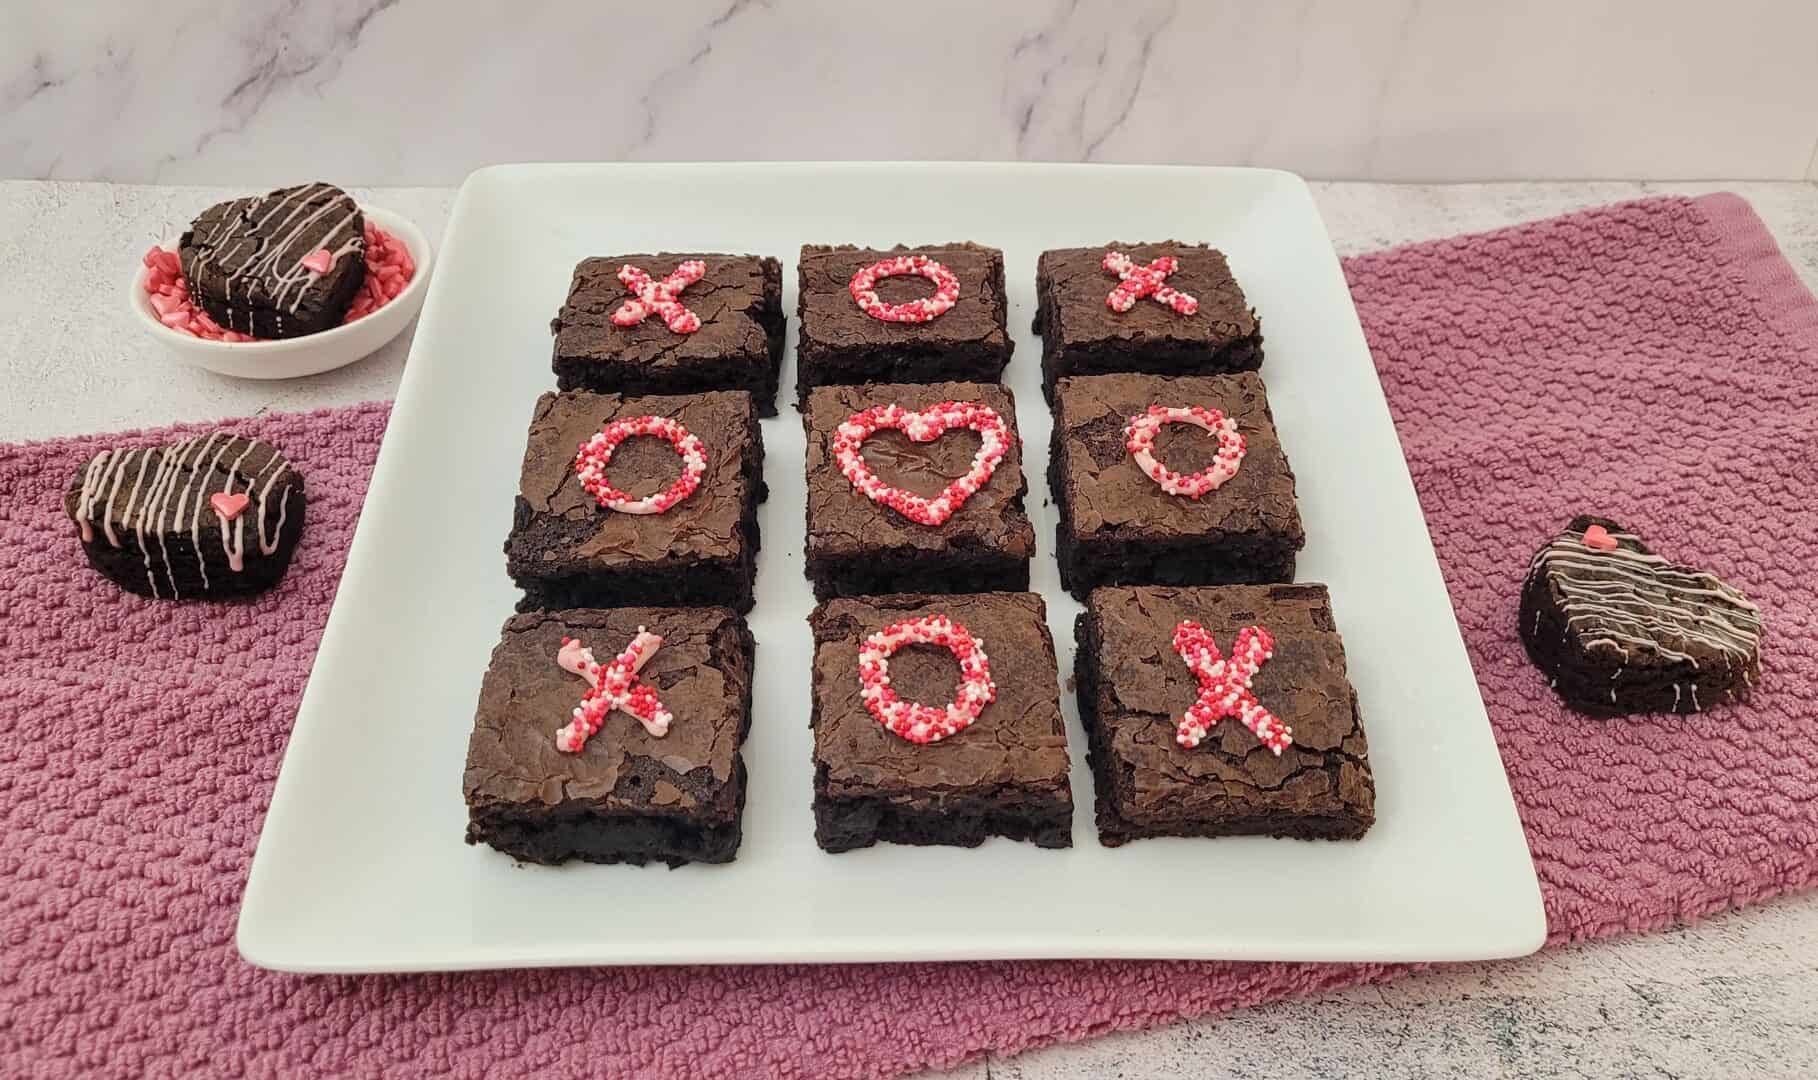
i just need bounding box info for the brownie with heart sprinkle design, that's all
[1048,371,1304,599]
[1033,242,1262,402]
[179,182,367,339]
[808,591,1074,853]
[803,381,1035,600]
[1519,515,1763,716]
[65,431,307,600]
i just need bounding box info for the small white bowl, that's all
[127,204,434,380]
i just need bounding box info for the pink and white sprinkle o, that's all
[573,415,707,515]
[832,401,1009,527]
[848,255,960,323]
[1102,250,1198,316]
[857,615,996,745]
[1171,621,1291,754]
[554,631,672,752]
[610,260,706,334]
[140,220,416,342]
[1124,405,1247,498]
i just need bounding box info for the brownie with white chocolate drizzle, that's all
[1519,515,1763,715]
[179,182,366,339]
[64,433,306,600]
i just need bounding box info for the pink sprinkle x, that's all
[612,261,706,335]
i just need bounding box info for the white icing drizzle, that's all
[1524,525,1761,704]
[70,434,298,596]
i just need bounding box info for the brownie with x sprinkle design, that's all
[551,253,785,415]
[1033,241,1263,401]
[1074,583,1375,845]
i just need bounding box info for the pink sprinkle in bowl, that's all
[127,204,434,380]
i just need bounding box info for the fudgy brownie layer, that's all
[803,381,1035,601]
[1076,584,1374,845]
[1049,372,1304,599]
[796,244,1012,401]
[552,253,786,417]
[806,549,1030,602]
[468,761,749,868]
[808,591,1074,852]
[78,522,303,601]
[463,606,755,868]
[1518,515,1761,716]
[1034,242,1262,401]
[812,770,1074,853]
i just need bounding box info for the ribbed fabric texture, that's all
[3,194,1815,1078]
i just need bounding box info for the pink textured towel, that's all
[5,194,1818,1078]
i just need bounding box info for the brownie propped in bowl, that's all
[179,182,367,339]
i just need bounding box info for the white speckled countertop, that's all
[4,179,1816,1079]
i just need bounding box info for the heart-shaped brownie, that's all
[831,401,1009,527]
[1518,515,1762,716]
[179,182,366,339]
[66,431,306,600]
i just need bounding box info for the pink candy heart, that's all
[210,492,250,521]
[300,249,335,274]
[1582,523,1618,550]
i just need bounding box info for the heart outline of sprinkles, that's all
[573,415,707,515]
[1124,405,1247,498]
[832,401,1009,527]
[857,614,996,744]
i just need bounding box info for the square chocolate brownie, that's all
[551,253,786,416]
[506,389,764,613]
[65,431,306,600]
[809,592,1073,852]
[180,182,367,339]
[803,381,1036,600]
[463,605,755,867]
[1034,242,1261,400]
[1049,372,1304,599]
[1075,583,1374,844]
[796,243,1012,400]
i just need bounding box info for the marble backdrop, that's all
[3,0,1816,185]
